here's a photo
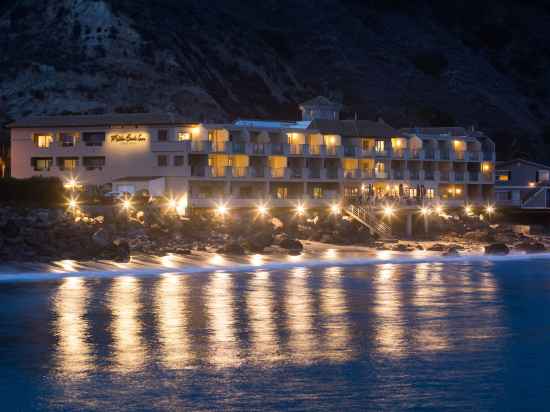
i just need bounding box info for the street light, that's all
[330,203,341,215]
[419,206,431,216]
[485,204,495,216]
[382,204,395,218]
[256,202,269,217]
[294,203,306,217]
[215,202,229,217]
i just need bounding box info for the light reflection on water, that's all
[32,260,523,409]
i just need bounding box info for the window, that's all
[83,156,105,170]
[375,140,385,152]
[275,187,288,199]
[177,132,190,142]
[497,171,510,182]
[426,188,435,199]
[31,157,52,171]
[116,185,136,194]
[157,155,168,167]
[496,191,512,201]
[33,134,53,148]
[375,162,385,173]
[158,129,168,142]
[312,187,323,199]
[57,157,78,170]
[82,132,105,147]
[174,156,185,166]
[409,188,417,198]
[538,170,550,182]
[59,132,78,147]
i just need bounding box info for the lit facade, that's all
[9,99,495,208]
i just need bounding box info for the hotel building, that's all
[9,97,495,208]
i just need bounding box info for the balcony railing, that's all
[343,169,360,179]
[468,151,480,161]
[325,145,339,156]
[309,145,322,155]
[454,171,465,181]
[231,142,247,154]
[251,143,267,155]
[392,149,406,159]
[454,151,465,161]
[231,166,248,177]
[424,171,435,180]
[409,149,422,159]
[290,168,303,178]
[271,143,286,155]
[211,141,227,152]
[191,140,211,152]
[409,170,420,180]
[289,144,303,155]
[393,169,405,179]
[326,168,339,179]
[270,167,286,178]
[439,150,450,160]
[483,152,494,161]
[374,149,388,157]
[210,166,227,177]
[309,168,321,178]
[375,171,388,179]
[250,167,265,178]
[424,149,435,160]
[191,166,207,177]
[469,171,479,182]
[343,146,357,157]
[439,171,450,181]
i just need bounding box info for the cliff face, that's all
[1,0,550,159]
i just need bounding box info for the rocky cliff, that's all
[1,0,550,160]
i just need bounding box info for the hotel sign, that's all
[110,133,147,144]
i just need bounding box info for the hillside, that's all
[1,0,550,160]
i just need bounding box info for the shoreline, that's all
[1,241,550,283]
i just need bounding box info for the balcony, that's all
[210,166,227,177]
[190,166,207,177]
[270,167,287,178]
[483,152,495,161]
[309,145,322,156]
[343,146,357,157]
[469,171,479,182]
[231,166,248,178]
[271,143,287,155]
[250,167,265,178]
[409,170,420,180]
[409,149,423,160]
[326,168,340,179]
[309,168,321,179]
[424,149,435,160]
[343,169,360,179]
[374,149,388,157]
[468,151,480,161]
[392,169,405,180]
[290,168,303,178]
[454,171,465,182]
[211,141,227,152]
[251,143,268,155]
[392,149,406,159]
[325,145,339,156]
[289,144,304,155]
[191,140,211,153]
[439,150,451,160]
[231,142,247,154]
[375,171,388,179]
[482,173,494,183]
[439,171,450,181]
[424,171,435,180]
[453,151,465,161]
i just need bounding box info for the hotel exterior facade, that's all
[9,98,496,208]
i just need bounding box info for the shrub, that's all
[411,51,449,78]
[0,177,64,207]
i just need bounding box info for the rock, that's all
[443,246,460,256]
[515,241,546,254]
[485,243,510,255]
[218,241,245,255]
[279,238,303,252]
[2,220,20,238]
[392,243,415,252]
[273,233,289,245]
[92,228,112,248]
[427,243,447,251]
[111,239,131,262]
[243,232,273,253]
[271,217,284,229]
[176,248,192,255]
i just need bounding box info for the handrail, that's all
[345,204,391,237]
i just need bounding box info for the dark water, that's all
[1,259,550,411]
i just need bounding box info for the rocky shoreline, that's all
[1,206,550,264]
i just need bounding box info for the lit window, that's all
[312,187,323,199]
[375,140,385,152]
[426,188,435,199]
[34,134,53,148]
[57,157,78,170]
[32,157,52,171]
[481,162,492,173]
[497,172,509,182]
[177,132,190,142]
[83,156,105,170]
[275,187,288,199]
[538,170,550,182]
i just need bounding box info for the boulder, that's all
[443,246,461,256]
[243,232,273,253]
[279,238,303,252]
[218,241,245,255]
[515,241,546,254]
[484,243,510,255]
[427,243,447,252]
[92,228,112,248]
[273,233,289,246]
[392,243,415,252]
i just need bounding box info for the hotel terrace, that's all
[9,97,495,210]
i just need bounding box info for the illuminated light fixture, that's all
[464,204,473,215]
[329,203,341,215]
[121,197,133,211]
[256,203,269,217]
[485,204,495,215]
[215,202,229,217]
[419,206,431,216]
[64,177,80,190]
[382,204,395,218]
[434,205,444,215]
[528,182,536,188]
[167,197,178,210]
[67,196,79,210]
[294,203,306,217]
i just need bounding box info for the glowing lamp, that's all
[294,203,306,217]
[435,205,444,215]
[382,204,395,218]
[419,207,431,216]
[215,203,229,217]
[121,197,133,211]
[464,205,473,215]
[330,203,341,215]
[256,203,269,217]
[67,197,78,210]
[485,205,495,215]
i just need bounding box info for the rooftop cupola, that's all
[299,96,342,121]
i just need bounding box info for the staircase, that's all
[522,187,550,209]
[344,204,392,238]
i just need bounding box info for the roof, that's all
[399,127,470,137]
[308,119,399,137]
[496,159,550,170]
[299,96,342,109]
[113,176,163,182]
[233,119,312,130]
[8,113,198,128]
